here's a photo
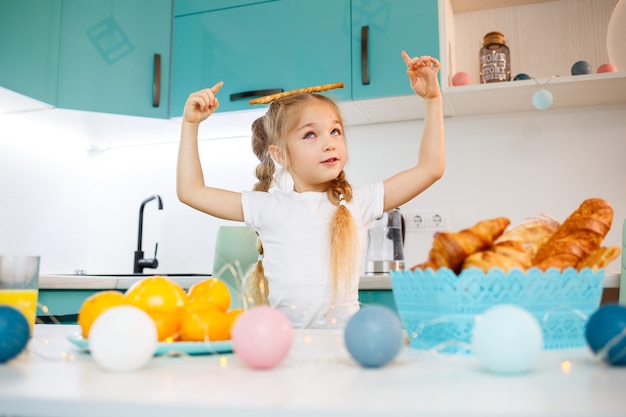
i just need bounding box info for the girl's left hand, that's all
[401,51,441,99]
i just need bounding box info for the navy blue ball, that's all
[585,304,626,366]
[344,305,404,368]
[571,60,592,75]
[0,305,30,363]
[513,73,531,81]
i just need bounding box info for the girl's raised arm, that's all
[176,82,245,221]
[382,51,446,211]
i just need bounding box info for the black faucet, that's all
[133,195,163,274]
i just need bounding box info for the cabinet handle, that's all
[230,88,284,102]
[361,25,370,85]
[152,53,161,108]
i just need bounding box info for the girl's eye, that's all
[331,128,341,136]
[303,131,315,139]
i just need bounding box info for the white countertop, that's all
[39,274,213,290]
[38,274,388,290]
[39,271,621,291]
[1,325,625,417]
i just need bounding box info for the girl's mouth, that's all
[321,157,339,164]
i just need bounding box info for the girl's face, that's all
[276,101,346,193]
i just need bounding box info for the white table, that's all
[1,325,625,417]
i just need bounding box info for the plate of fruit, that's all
[68,276,243,356]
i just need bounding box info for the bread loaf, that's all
[532,198,614,271]
[462,240,532,272]
[494,213,560,258]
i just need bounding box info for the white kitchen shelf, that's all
[438,0,625,117]
[444,71,626,116]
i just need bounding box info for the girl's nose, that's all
[322,137,335,151]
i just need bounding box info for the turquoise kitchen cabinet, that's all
[37,290,100,324]
[358,290,398,314]
[174,0,271,16]
[172,0,439,116]
[0,0,62,105]
[171,0,351,116]
[57,0,173,118]
[351,0,439,100]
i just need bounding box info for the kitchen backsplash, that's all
[1,102,625,275]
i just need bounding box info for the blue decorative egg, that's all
[0,305,30,363]
[344,305,404,368]
[571,60,592,75]
[585,304,626,366]
[513,73,531,81]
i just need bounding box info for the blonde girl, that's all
[177,51,445,328]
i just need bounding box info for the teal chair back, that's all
[212,225,259,309]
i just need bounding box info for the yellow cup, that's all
[0,255,40,335]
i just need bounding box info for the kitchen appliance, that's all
[365,208,405,274]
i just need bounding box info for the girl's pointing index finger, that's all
[401,50,412,65]
[211,81,224,94]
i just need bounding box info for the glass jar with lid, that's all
[479,31,510,83]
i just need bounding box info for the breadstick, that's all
[249,82,344,105]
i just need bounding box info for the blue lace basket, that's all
[390,267,604,353]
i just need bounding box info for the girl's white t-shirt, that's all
[242,181,384,328]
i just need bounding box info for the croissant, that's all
[412,217,510,273]
[576,246,621,271]
[494,213,560,258]
[532,198,614,271]
[462,240,532,272]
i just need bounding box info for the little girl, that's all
[177,51,445,328]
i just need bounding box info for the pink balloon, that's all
[597,63,618,73]
[231,306,293,369]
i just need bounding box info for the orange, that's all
[78,290,127,339]
[180,302,230,342]
[225,308,244,338]
[124,276,188,341]
[187,278,231,312]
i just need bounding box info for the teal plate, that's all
[67,333,233,356]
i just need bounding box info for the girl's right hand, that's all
[182,81,224,124]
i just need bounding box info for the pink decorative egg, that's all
[451,71,471,86]
[231,306,293,369]
[597,63,618,73]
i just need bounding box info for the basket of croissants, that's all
[390,198,621,352]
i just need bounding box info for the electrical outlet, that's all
[428,211,449,230]
[407,212,427,230]
[405,210,449,232]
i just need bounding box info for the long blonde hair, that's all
[244,93,357,306]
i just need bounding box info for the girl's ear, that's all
[268,144,284,166]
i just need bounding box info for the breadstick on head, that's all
[249,82,345,105]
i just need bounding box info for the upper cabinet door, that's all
[351,0,439,100]
[0,0,61,106]
[57,0,172,118]
[171,0,351,116]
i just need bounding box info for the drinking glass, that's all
[0,255,40,335]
